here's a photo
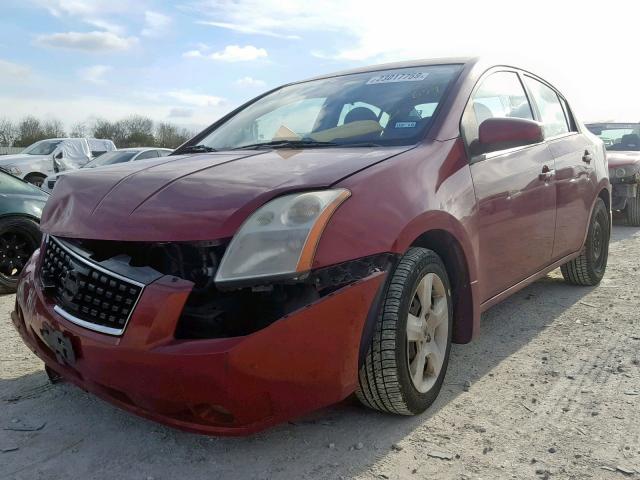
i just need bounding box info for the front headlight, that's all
[2,165,21,175]
[215,189,351,284]
[614,167,627,178]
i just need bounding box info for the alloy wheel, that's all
[406,272,449,393]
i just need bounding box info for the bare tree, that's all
[92,118,127,147]
[42,118,66,138]
[70,121,88,138]
[14,116,46,147]
[0,118,16,146]
[156,122,194,148]
[121,115,155,147]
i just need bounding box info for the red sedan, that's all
[12,58,611,435]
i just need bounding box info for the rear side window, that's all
[461,71,534,154]
[524,77,569,138]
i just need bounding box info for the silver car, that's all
[42,147,172,192]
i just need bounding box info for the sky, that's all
[1,0,639,133]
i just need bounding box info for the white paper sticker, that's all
[366,72,429,85]
[395,122,417,128]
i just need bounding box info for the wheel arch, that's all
[409,228,476,344]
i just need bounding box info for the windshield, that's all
[193,64,462,150]
[22,140,63,155]
[586,123,640,151]
[84,150,137,168]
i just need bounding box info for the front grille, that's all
[40,237,143,335]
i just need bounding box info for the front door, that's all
[462,70,557,302]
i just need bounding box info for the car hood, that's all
[607,151,640,168]
[41,147,409,241]
[0,154,48,165]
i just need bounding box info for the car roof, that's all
[116,147,164,152]
[301,57,477,83]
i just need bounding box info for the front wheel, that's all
[0,217,42,293]
[356,247,453,415]
[625,191,640,226]
[560,197,610,286]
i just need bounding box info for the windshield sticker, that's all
[366,72,429,85]
[395,122,417,128]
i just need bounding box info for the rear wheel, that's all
[625,191,640,226]
[0,217,41,293]
[561,198,609,286]
[24,173,46,188]
[356,247,452,415]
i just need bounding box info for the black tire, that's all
[356,247,453,415]
[24,173,46,188]
[625,192,640,226]
[561,198,610,286]
[0,217,41,293]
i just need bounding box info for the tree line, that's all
[0,116,197,149]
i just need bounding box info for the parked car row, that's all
[0,137,116,187]
[3,57,631,436]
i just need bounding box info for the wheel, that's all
[560,198,610,286]
[24,173,46,188]
[356,247,453,415]
[0,217,41,293]
[625,191,640,226]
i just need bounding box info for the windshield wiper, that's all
[179,144,217,154]
[231,140,339,150]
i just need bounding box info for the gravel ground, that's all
[1,222,639,480]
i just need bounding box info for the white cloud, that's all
[235,76,266,88]
[85,19,125,35]
[184,45,268,62]
[182,50,203,58]
[141,11,172,37]
[78,65,111,84]
[166,90,224,107]
[35,31,138,52]
[0,59,31,79]
[169,107,195,118]
[197,21,299,40]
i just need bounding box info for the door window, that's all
[524,77,569,138]
[462,71,534,154]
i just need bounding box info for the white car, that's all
[0,138,116,187]
[41,147,173,192]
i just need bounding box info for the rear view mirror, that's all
[478,117,544,154]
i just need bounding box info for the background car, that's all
[42,147,173,192]
[0,170,47,292]
[585,122,640,225]
[0,137,116,187]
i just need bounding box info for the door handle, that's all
[582,150,592,163]
[539,165,556,181]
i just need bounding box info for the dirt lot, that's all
[1,222,639,480]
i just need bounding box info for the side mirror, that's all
[54,151,63,159]
[478,117,544,154]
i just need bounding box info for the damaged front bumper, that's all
[610,174,639,211]
[12,248,388,436]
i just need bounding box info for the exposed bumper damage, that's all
[12,242,392,435]
[610,176,639,211]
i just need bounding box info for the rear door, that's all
[463,70,557,302]
[523,76,597,260]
